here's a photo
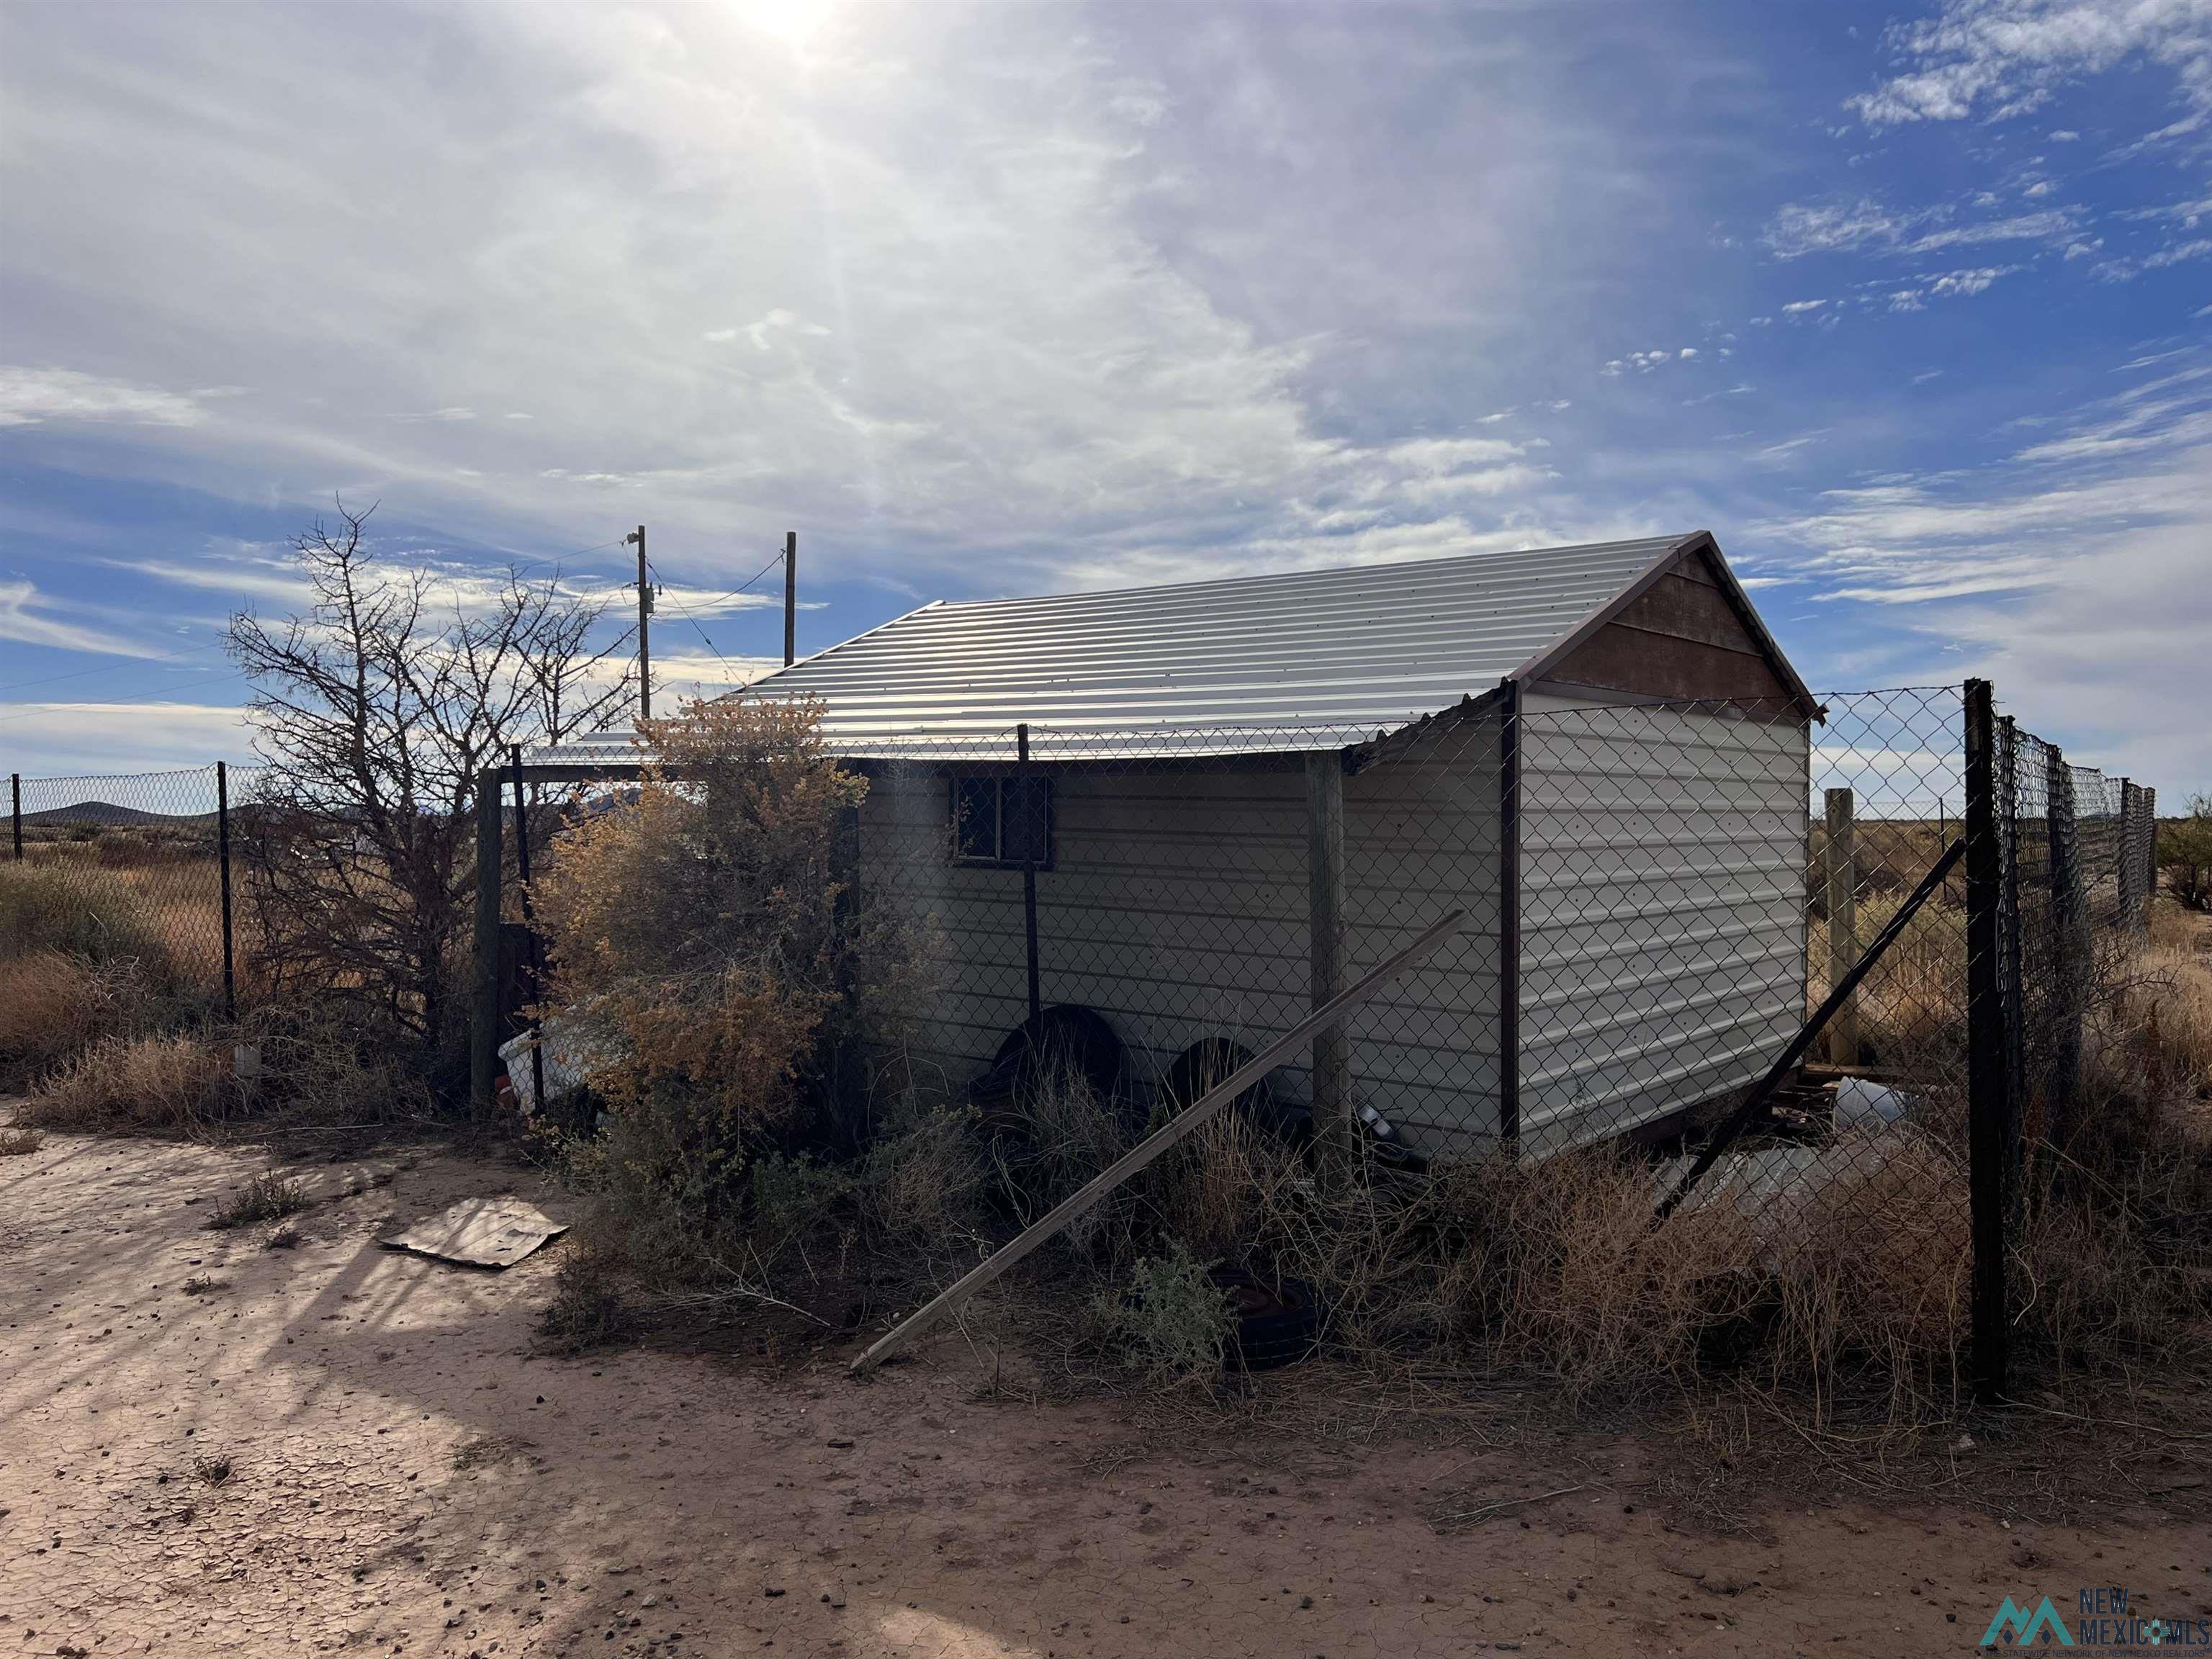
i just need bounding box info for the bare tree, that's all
[229,500,634,1064]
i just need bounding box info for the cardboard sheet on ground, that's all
[378,1198,567,1269]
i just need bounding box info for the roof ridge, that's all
[930,534,1694,613]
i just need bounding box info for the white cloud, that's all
[0,367,207,428]
[0,700,252,775]
[0,579,169,658]
[1757,349,2212,783]
[1766,196,2080,259]
[1850,0,2212,130]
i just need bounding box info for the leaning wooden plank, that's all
[848,907,1469,1376]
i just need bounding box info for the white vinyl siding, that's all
[1343,718,1506,1160]
[858,742,1511,1156]
[1515,698,1809,1156]
[858,764,1312,1097]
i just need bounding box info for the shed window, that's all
[950,774,1053,868]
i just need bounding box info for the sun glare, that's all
[739,0,840,49]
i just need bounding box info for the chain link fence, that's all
[5,763,267,1015]
[824,681,2158,1398]
[6,680,2167,1401]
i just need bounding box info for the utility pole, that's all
[783,529,797,667]
[626,524,652,719]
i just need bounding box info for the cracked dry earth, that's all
[3,1125,2204,1658]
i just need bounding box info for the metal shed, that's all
[544,530,1817,1161]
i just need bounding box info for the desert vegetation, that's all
[7,659,2204,1449]
[513,698,2209,1436]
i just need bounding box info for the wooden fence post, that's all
[1823,787,1856,1066]
[470,768,505,1120]
[1307,749,1349,1156]
[1964,679,2012,1405]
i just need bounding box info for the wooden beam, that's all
[469,768,505,1121]
[1306,750,1349,1156]
[848,907,1470,1376]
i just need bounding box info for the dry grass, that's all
[0,1125,43,1156]
[207,1174,311,1231]
[0,952,150,1091]
[20,1033,237,1133]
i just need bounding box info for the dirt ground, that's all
[4,1125,2206,1658]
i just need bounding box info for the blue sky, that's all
[1,0,2206,788]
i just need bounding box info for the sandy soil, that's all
[3,1125,2205,1658]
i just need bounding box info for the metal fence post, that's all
[1997,717,2025,1209]
[2044,745,2084,1142]
[216,761,236,1022]
[470,767,505,1120]
[1964,679,2012,1405]
[1822,787,1856,1066]
[1017,723,1041,1024]
[2116,779,2140,925]
[1497,680,1521,1146]
[1307,747,1349,1156]
[9,773,19,860]
[2142,785,2158,905]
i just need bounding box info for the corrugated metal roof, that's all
[546,534,1704,761]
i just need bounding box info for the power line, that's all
[644,557,735,676]
[685,547,788,615]
[0,665,255,724]
[0,644,217,697]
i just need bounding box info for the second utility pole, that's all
[627,523,651,719]
[783,530,797,667]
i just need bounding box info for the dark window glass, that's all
[953,776,999,860]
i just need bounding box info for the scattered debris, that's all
[379,1197,567,1269]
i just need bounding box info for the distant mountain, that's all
[20,801,217,828]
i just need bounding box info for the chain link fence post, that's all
[1306,747,1350,1160]
[2042,744,2085,1144]
[216,760,236,1022]
[9,773,19,861]
[2142,785,2158,907]
[1964,678,2012,1405]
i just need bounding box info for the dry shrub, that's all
[538,1254,635,1352]
[1089,1239,1233,1388]
[2014,925,2212,1380]
[0,953,138,1089]
[13,996,426,1138]
[533,697,917,1284]
[22,1033,236,1133]
[207,1173,310,1230]
[1134,1118,1985,1421]
[0,1125,42,1156]
[856,1100,992,1264]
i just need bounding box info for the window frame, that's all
[946,770,1056,870]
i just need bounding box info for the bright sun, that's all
[739,0,841,49]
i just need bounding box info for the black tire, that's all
[1158,1038,1310,1146]
[971,1004,1125,1131]
[1212,1266,1323,1372]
